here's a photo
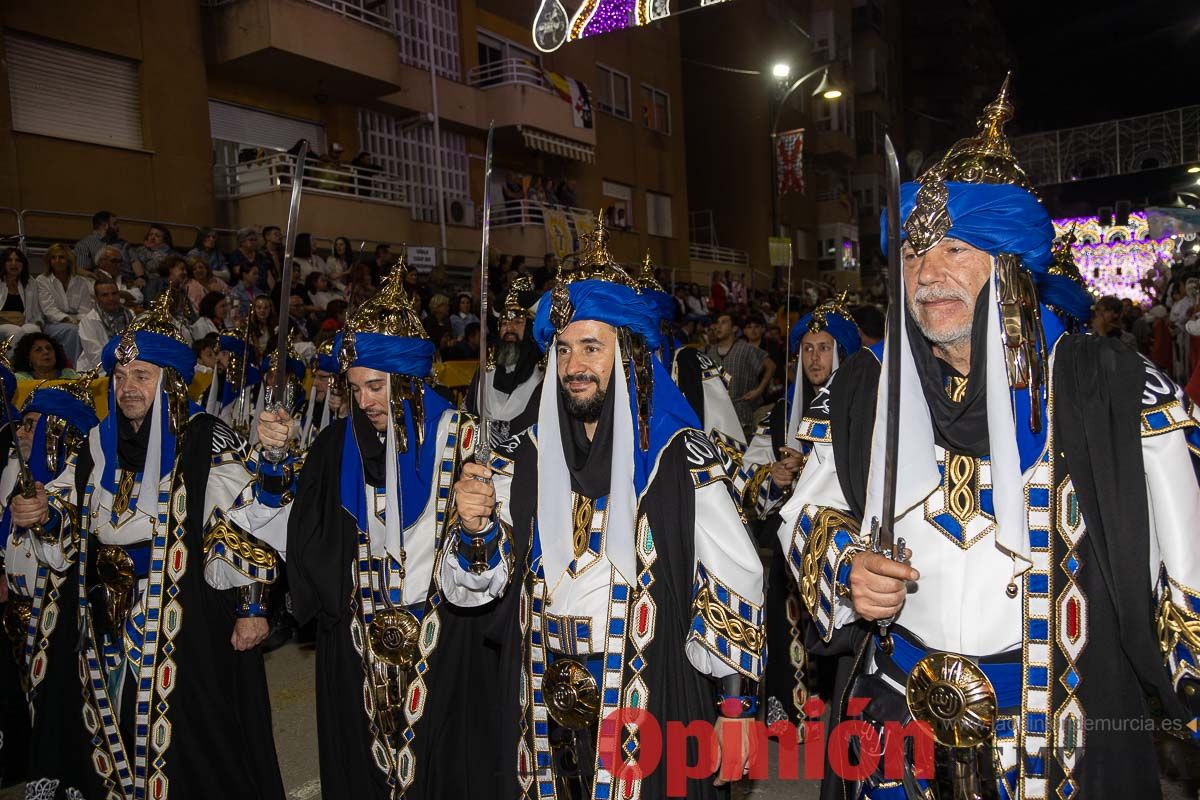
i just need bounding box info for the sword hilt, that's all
[16,472,51,543]
[874,536,907,654]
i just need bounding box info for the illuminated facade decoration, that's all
[533,0,732,52]
[1052,212,1177,305]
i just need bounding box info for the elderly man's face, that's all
[113,361,161,424]
[556,320,616,422]
[801,330,836,387]
[903,238,991,346]
[95,282,122,313]
[500,316,526,343]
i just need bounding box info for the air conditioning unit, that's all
[446,197,476,227]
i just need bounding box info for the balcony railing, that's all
[467,59,550,92]
[202,0,397,32]
[491,199,591,228]
[216,152,409,207]
[689,243,749,266]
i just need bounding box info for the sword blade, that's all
[879,133,903,554]
[475,123,495,458]
[273,139,309,402]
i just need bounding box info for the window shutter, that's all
[208,100,326,153]
[5,31,144,150]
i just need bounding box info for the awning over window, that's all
[518,126,595,163]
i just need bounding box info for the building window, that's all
[640,84,671,134]
[5,31,143,150]
[396,0,461,80]
[477,29,540,69]
[596,65,631,120]
[646,192,673,237]
[602,180,633,229]
[359,109,468,220]
[811,9,835,61]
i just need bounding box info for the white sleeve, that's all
[32,452,85,573]
[36,276,67,324]
[437,450,515,608]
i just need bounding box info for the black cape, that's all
[286,417,503,800]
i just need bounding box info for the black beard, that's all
[496,340,521,368]
[561,384,606,422]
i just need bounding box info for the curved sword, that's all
[475,123,495,462]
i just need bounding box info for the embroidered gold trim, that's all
[203,522,278,570]
[693,584,763,654]
[572,494,594,560]
[799,507,859,615]
[946,453,978,522]
[1157,586,1200,657]
[112,470,137,516]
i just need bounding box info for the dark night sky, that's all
[995,0,1200,133]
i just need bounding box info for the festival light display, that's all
[1052,212,1177,305]
[533,0,732,52]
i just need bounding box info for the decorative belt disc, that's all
[369,607,421,669]
[905,653,997,748]
[543,658,601,730]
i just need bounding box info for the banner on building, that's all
[776,128,805,195]
[768,236,793,268]
[545,69,594,129]
[571,211,597,252]
[544,207,574,260]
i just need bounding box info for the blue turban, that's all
[881,181,1054,271]
[315,350,340,374]
[102,331,196,384]
[23,387,99,438]
[644,289,677,325]
[532,280,663,351]
[334,332,435,377]
[261,353,307,382]
[790,310,861,357]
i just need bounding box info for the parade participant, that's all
[0,353,26,787]
[10,289,286,800]
[1,372,100,795]
[238,258,502,800]
[464,274,543,444]
[298,337,344,449]
[441,219,765,800]
[780,79,1200,799]
[208,325,261,437]
[727,296,863,726]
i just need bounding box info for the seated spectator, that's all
[442,321,480,360]
[346,263,376,309]
[94,244,144,307]
[368,243,393,286]
[74,210,130,275]
[305,272,341,311]
[423,294,453,351]
[130,223,175,293]
[249,295,277,355]
[260,225,284,288]
[325,236,354,287]
[319,299,348,342]
[0,247,43,350]
[450,293,479,339]
[557,179,578,207]
[685,283,709,321]
[186,256,230,313]
[192,291,230,342]
[227,228,273,289]
[77,277,134,371]
[287,292,313,342]
[294,233,327,283]
[36,243,93,362]
[230,264,265,320]
[193,333,220,374]
[188,228,229,281]
[12,332,77,381]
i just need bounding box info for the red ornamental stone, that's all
[32,660,43,679]
[637,604,649,636]
[161,664,172,689]
[1066,596,1080,642]
[173,549,183,572]
[409,685,421,714]
[624,777,635,798]
[463,427,473,452]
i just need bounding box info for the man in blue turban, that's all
[242,258,505,800]
[10,289,286,800]
[443,217,765,800]
[779,78,1200,800]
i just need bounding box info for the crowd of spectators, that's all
[499,171,579,210]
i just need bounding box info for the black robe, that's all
[812,336,1198,800]
[286,418,503,800]
[485,429,732,800]
[28,414,285,800]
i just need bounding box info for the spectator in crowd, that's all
[36,243,93,362]
[188,228,229,280]
[304,272,341,311]
[130,223,175,293]
[1093,295,1137,348]
[369,243,392,285]
[74,210,129,274]
[94,244,144,307]
[157,255,198,335]
[192,291,231,342]
[705,311,775,434]
[294,233,326,282]
[442,321,480,360]
[346,263,376,309]
[450,293,479,340]
[77,277,134,371]
[742,312,783,377]
[423,293,453,351]
[709,270,729,313]
[534,253,559,290]
[12,332,76,381]
[230,264,265,319]
[249,295,277,355]
[0,247,43,348]
[557,179,578,207]
[287,292,313,342]
[685,283,709,320]
[186,256,229,313]
[850,303,885,347]
[228,227,273,288]
[1149,304,1174,373]
[262,225,284,281]
[319,299,348,341]
[326,236,354,286]
[672,285,690,321]
[193,332,220,373]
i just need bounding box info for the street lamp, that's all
[772,62,792,79]
[769,63,842,237]
[1189,165,1200,174]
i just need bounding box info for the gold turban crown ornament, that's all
[500,274,535,321]
[634,251,665,294]
[808,291,855,335]
[114,288,190,365]
[343,254,427,341]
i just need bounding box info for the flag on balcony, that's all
[544,69,594,129]
[572,211,596,251]
[776,128,805,195]
[544,207,574,260]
